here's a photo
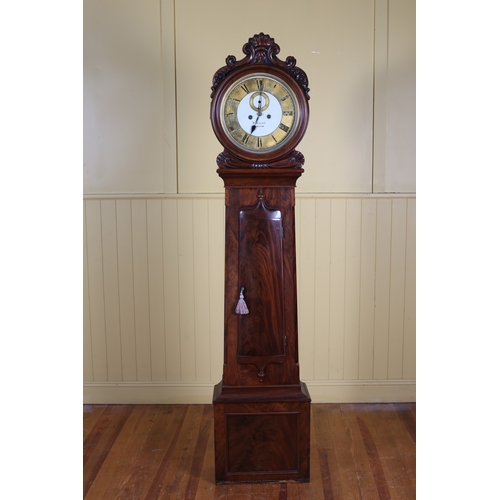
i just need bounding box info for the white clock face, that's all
[221,74,298,153]
[236,91,282,137]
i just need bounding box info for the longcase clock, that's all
[210,33,311,484]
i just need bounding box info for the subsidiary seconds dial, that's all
[221,74,298,153]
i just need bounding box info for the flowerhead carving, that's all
[241,33,281,64]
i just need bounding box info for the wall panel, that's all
[83,0,416,403]
[131,200,152,381]
[84,0,415,195]
[193,199,211,381]
[207,199,225,381]
[329,199,347,380]
[388,198,408,379]
[359,199,377,379]
[373,0,416,192]
[344,199,362,379]
[83,0,172,193]
[162,199,182,381]
[175,0,374,194]
[314,199,332,380]
[116,200,137,380]
[84,194,415,403]
[373,199,392,379]
[403,198,416,379]
[177,199,196,381]
[147,199,166,381]
[160,0,178,193]
[83,202,93,381]
[297,198,316,381]
[101,200,122,380]
[85,200,107,380]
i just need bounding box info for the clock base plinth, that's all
[212,381,311,484]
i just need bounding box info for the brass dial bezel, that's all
[220,73,299,155]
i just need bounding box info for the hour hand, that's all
[250,109,262,135]
[251,114,261,134]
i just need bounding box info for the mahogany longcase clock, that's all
[210,33,311,484]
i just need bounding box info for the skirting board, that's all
[83,380,415,404]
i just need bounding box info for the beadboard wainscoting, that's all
[83,194,415,404]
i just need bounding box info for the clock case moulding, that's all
[210,33,311,484]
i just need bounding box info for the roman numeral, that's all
[256,79,264,90]
[257,137,262,148]
[279,123,290,133]
[242,133,250,144]
[283,111,293,116]
[281,95,290,102]
[241,84,250,94]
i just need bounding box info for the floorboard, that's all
[83,403,416,499]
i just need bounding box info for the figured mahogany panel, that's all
[227,412,298,473]
[237,197,284,360]
[213,398,311,483]
[219,181,302,387]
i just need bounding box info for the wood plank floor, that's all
[84,403,415,499]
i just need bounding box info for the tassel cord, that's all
[235,287,249,314]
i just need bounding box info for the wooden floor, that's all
[84,403,415,499]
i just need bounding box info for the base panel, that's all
[213,382,311,484]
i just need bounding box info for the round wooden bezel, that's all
[211,64,309,164]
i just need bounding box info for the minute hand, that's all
[250,92,263,134]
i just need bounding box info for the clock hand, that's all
[250,92,263,134]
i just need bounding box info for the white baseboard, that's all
[83,379,415,404]
[306,379,415,403]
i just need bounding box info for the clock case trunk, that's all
[212,168,310,484]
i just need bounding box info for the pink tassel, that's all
[235,287,249,314]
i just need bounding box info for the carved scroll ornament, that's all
[210,33,310,101]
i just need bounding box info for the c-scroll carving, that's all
[210,33,310,100]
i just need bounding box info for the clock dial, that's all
[221,74,298,153]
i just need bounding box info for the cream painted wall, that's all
[83,0,415,403]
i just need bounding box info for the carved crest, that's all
[210,33,310,100]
